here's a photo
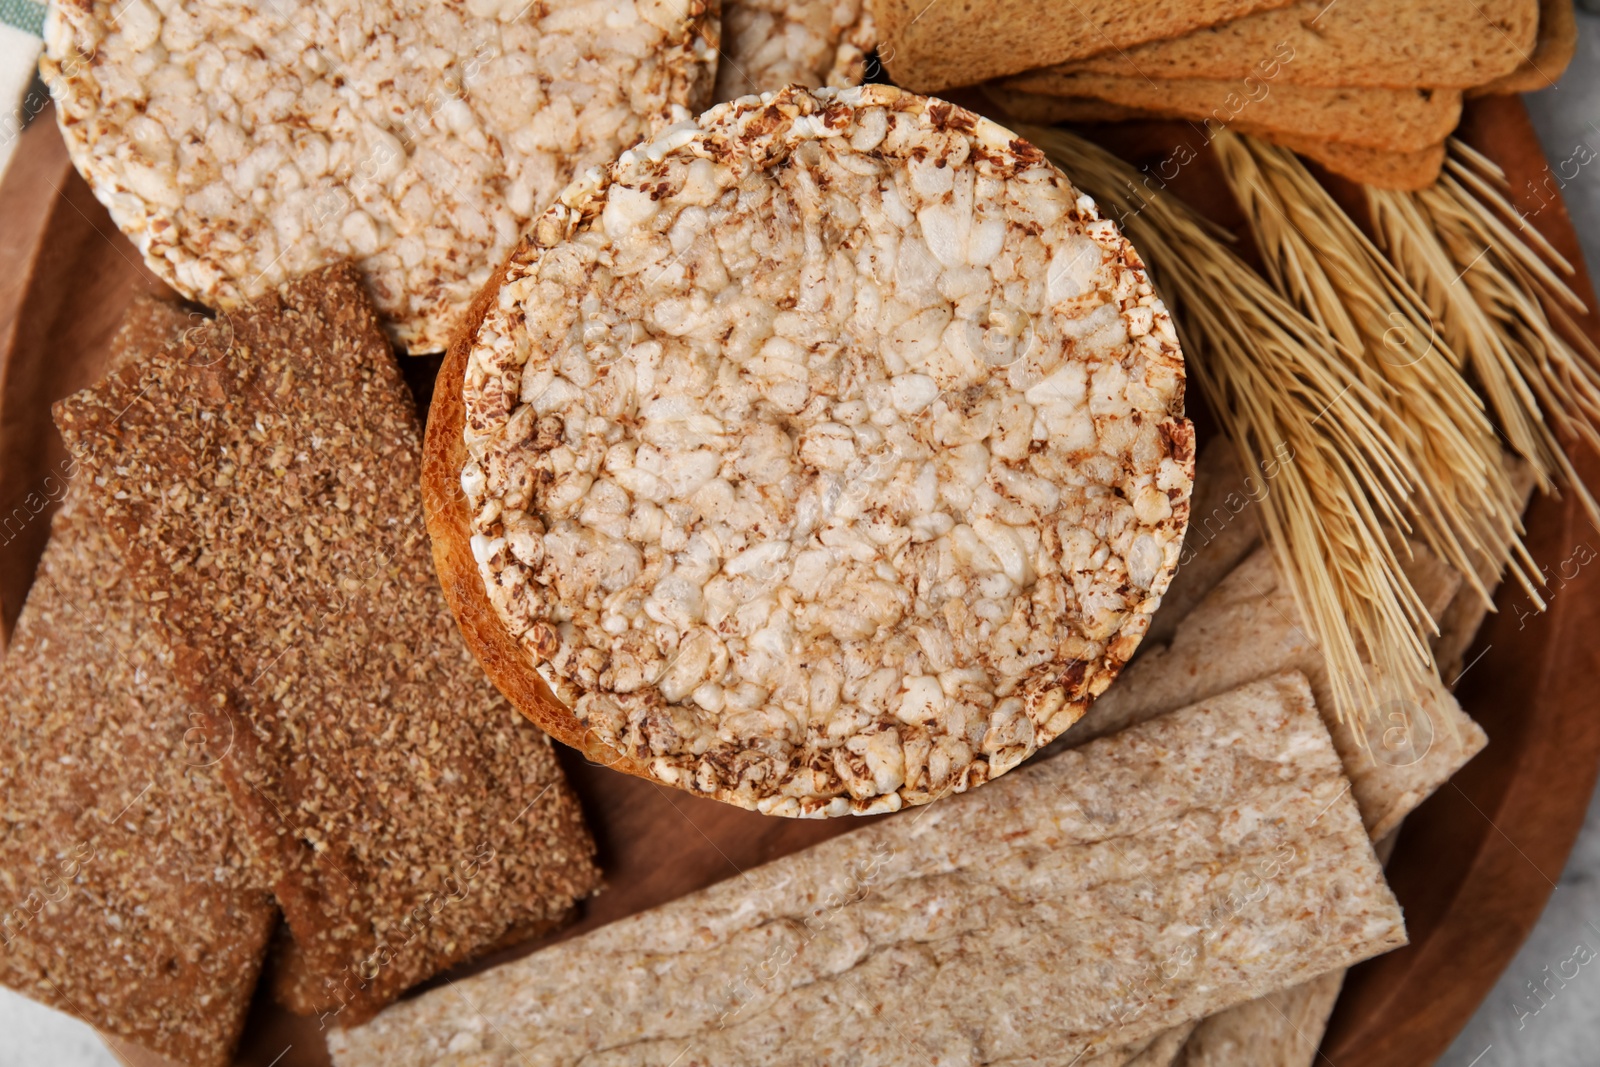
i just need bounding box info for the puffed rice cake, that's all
[713,0,877,102]
[41,0,720,353]
[427,84,1195,817]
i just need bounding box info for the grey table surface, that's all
[3,15,1600,1067]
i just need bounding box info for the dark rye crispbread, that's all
[0,491,277,1067]
[54,263,600,1025]
[1053,0,1537,89]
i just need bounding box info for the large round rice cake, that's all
[41,0,720,353]
[451,85,1194,816]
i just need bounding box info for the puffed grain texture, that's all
[0,493,276,1067]
[1054,544,1483,840]
[41,0,720,353]
[714,0,877,102]
[450,85,1195,816]
[328,671,1404,1067]
[53,264,599,1024]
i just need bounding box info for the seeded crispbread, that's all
[42,0,720,353]
[54,264,599,1025]
[869,0,1299,92]
[1000,72,1462,153]
[1472,0,1578,95]
[0,492,276,1067]
[714,0,877,102]
[1055,0,1536,89]
[981,88,1447,190]
[330,672,1405,1067]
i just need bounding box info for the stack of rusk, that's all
[876,0,1577,189]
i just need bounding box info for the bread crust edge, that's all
[421,252,659,784]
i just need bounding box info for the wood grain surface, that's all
[1,95,1597,1067]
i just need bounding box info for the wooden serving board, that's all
[1,94,1597,1067]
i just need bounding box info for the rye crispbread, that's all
[1056,0,1537,89]
[714,0,877,101]
[54,264,599,1024]
[0,496,276,1067]
[330,672,1405,1067]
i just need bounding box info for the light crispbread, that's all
[714,0,877,102]
[1145,438,1269,648]
[41,0,719,353]
[1077,1023,1196,1067]
[1060,544,1481,840]
[1000,72,1462,153]
[0,492,276,1067]
[330,672,1405,1067]
[1131,1026,1199,1066]
[54,264,599,1024]
[445,84,1194,817]
[1472,0,1578,95]
[1057,0,1537,89]
[979,89,1448,190]
[1178,970,1346,1067]
[869,0,1300,92]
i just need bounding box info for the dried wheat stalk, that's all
[1022,124,1435,723]
[1370,139,1600,533]
[1214,130,1536,609]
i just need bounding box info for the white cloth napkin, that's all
[0,0,45,182]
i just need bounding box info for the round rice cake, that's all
[446,84,1194,816]
[41,0,720,353]
[713,0,877,102]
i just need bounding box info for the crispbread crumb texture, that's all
[462,85,1193,816]
[41,0,719,352]
[329,672,1404,1067]
[714,0,877,102]
[871,0,1298,91]
[979,89,1446,190]
[1060,0,1536,89]
[54,264,600,1024]
[0,496,276,1067]
[1065,544,1484,840]
[1181,969,1346,1067]
[1000,72,1462,153]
